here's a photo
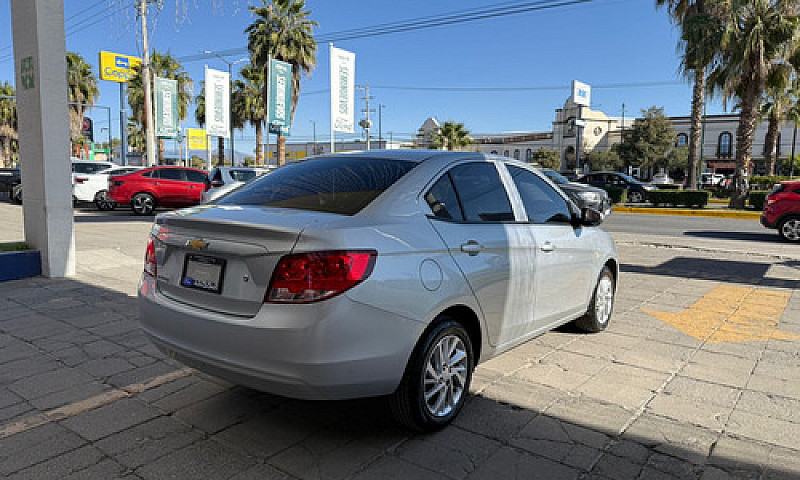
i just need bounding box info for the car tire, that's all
[574,266,615,333]
[12,186,21,204]
[390,318,474,432]
[95,190,116,211]
[778,216,800,242]
[131,193,156,215]
[629,191,644,203]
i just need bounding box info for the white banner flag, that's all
[330,45,355,134]
[205,67,230,138]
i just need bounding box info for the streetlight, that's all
[203,50,248,165]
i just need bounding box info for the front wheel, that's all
[628,191,644,203]
[95,190,116,211]
[779,217,800,242]
[573,266,615,333]
[131,193,156,215]
[390,318,474,432]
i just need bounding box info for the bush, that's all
[750,175,792,189]
[748,191,769,210]
[711,188,731,199]
[604,187,627,204]
[647,190,710,208]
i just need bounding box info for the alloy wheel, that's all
[594,275,614,325]
[423,334,468,418]
[133,195,154,215]
[781,219,800,242]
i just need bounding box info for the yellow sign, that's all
[267,151,306,161]
[643,285,798,343]
[186,129,208,150]
[99,51,142,83]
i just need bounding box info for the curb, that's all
[612,206,762,219]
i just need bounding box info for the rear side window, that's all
[507,166,571,223]
[218,157,417,215]
[140,170,153,178]
[425,174,464,221]
[73,163,110,174]
[230,170,257,182]
[158,169,184,181]
[186,170,207,183]
[448,163,514,222]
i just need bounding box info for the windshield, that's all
[217,156,417,215]
[617,172,643,184]
[541,169,569,185]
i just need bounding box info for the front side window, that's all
[424,174,463,221]
[218,156,417,215]
[447,163,514,222]
[507,166,571,224]
[185,170,207,183]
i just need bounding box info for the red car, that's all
[108,166,209,215]
[762,179,800,242]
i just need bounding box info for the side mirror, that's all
[579,207,603,227]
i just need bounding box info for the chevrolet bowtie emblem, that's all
[185,239,209,250]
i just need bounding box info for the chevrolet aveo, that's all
[139,151,618,431]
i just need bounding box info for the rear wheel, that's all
[131,193,156,215]
[779,217,800,242]
[390,318,474,432]
[574,266,615,333]
[94,190,116,211]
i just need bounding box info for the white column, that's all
[11,0,76,277]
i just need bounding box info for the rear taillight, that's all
[74,177,87,183]
[766,197,776,206]
[144,236,157,277]
[266,250,377,303]
[210,180,225,188]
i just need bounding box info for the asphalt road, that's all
[602,212,778,244]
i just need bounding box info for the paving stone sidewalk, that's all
[1,205,800,479]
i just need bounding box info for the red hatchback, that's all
[109,166,209,215]
[762,180,800,242]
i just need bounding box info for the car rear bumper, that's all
[138,275,424,400]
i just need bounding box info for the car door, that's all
[152,168,186,205]
[504,164,597,327]
[425,161,536,347]
[183,169,208,205]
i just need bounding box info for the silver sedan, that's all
[139,150,618,431]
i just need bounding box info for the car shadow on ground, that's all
[682,230,786,244]
[620,256,799,289]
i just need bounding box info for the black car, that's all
[0,168,20,199]
[539,169,611,215]
[577,171,654,203]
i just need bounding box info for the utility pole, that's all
[378,104,385,149]
[139,0,156,166]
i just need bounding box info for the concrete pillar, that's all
[11,0,76,277]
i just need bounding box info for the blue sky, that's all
[0,0,724,155]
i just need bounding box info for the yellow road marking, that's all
[642,285,798,344]
[613,206,762,219]
[0,367,194,439]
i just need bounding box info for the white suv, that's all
[73,165,143,209]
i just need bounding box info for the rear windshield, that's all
[230,169,258,182]
[217,156,417,215]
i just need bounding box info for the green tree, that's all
[128,50,193,164]
[0,82,17,168]
[585,150,622,171]
[760,70,794,176]
[66,52,99,147]
[614,107,677,169]
[431,121,472,151]
[529,148,561,169]
[233,65,266,164]
[708,0,799,208]
[126,119,145,154]
[246,0,317,165]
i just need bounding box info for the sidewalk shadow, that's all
[683,230,786,244]
[621,257,798,288]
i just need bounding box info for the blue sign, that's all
[115,56,129,69]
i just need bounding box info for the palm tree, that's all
[0,82,17,168]
[126,119,145,154]
[233,65,266,164]
[656,0,719,191]
[708,0,799,208]
[66,52,99,148]
[760,67,794,175]
[246,0,317,165]
[128,50,192,163]
[432,121,473,151]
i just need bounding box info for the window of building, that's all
[503,150,510,157]
[718,132,732,158]
[676,133,688,147]
[490,150,498,155]
[513,149,520,160]
[525,149,532,162]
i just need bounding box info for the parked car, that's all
[202,166,274,203]
[11,159,114,204]
[577,171,655,203]
[108,166,209,215]
[0,168,20,198]
[651,172,674,185]
[73,166,143,210]
[559,170,581,182]
[538,168,612,215]
[700,172,725,188]
[761,180,800,242]
[139,151,618,431]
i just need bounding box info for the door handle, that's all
[540,242,555,253]
[460,240,484,256]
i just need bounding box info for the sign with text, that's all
[154,77,178,138]
[186,128,208,150]
[267,58,293,136]
[204,67,230,138]
[330,45,355,134]
[99,51,142,83]
[572,80,591,107]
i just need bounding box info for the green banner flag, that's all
[155,76,179,139]
[268,58,292,136]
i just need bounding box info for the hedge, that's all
[748,191,769,211]
[647,190,710,208]
[604,187,627,204]
[749,175,794,188]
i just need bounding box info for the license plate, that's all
[181,254,225,293]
